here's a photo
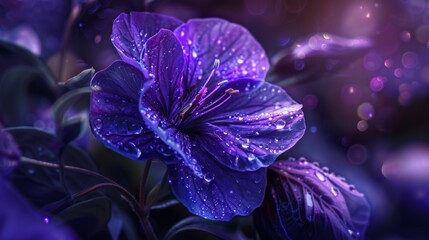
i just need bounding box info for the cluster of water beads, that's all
[270,157,363,239]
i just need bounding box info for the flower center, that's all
[177,59,239,126]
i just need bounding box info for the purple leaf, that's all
[111,12,183,70]
[254,158,370,240]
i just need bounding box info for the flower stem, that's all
[139,159,152,206]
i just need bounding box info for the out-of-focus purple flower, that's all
[382,144,429,183]
[90,12,305,220]
[254,158,370,240]
[0,0,69,57]
[0,25,41,55]
[0,178,76,240]
[0,123,20,178]
[270,33,372,86]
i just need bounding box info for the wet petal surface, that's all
[174,18,269,92]
[168,145,267,221]
[90,61,157,160]
[142,29,185,119]
[187,79,305,171]
[255,158,370,240]
[112,12,183,70]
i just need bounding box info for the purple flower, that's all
[0,123,20,178]
[90,12,305,220]
[254,158,370,240]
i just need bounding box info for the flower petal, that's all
[174,18,269,91]
[167,146,267,221]
[111,12,183,70]
[89,61,157,160]
[254,158,370,240]
[188,79,305,172]
[142,29,185,119]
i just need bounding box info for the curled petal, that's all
[174,18,269,91]
[142,29,185,119]
[188,79,305,172]
[89,61,157,160]
[168,146,267,221]
[254,158,370,240]
[111,12,183,70]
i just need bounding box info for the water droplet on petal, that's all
[94,118,102,130]
[156,145,173,156]
[315,171,326,182]
[304,190,314,222]
[331,186,339,197]
[241,142,250,149]
[275,119,286,129]
[44,217,49,224]
[348,229,357,239]
[126,122,143,134]
[122,142,141,159]
[247,153,256,161]
[204,173,215,183]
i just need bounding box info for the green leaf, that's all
[0,66,47,126]
[0,40,57,90]
[7,127,99,208]
[57,196,112,238]
[164,216,249,240]
[60,68,95,90]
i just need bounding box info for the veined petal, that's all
[142,29,185,119]
[254,158,370,240]
[174,18,269,92]
[90,61,157,161]
[188,79,305,172]
[111,12,183,70]
[168,146,267,221]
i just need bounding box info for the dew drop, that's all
[241,142,250,149]
[275,119,286,129]
[44,217,49,224]
[315,171,326,182]
[156,145,173,156]
[348,229,357,239]
[204,173,215,183]
[126,122,143,134]
[331,186,339,197]
[122,142,141,158]
[304,190,314,222]
[247,153,256,161]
